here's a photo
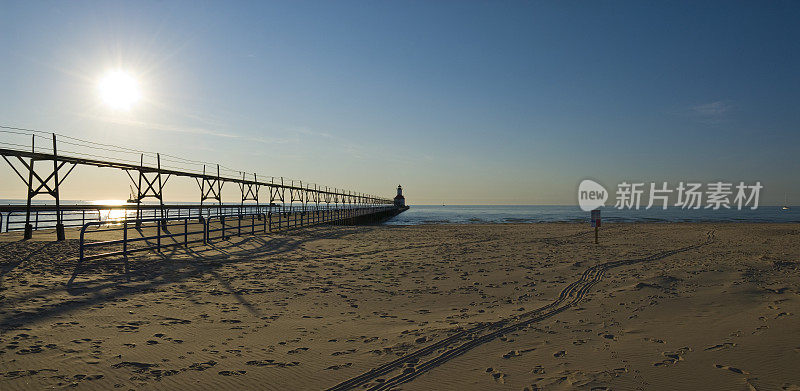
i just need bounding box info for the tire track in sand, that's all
[327,230,715,391]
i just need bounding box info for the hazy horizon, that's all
[0,199,795,208]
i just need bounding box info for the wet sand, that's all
[0,223,799,390]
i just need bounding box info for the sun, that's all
[97,70,141,110]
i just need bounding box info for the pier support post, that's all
[2,133,76,240]
[314,184,320,224]
[126,153,170,228]
[195,164,223,216]
[271,178,286,230]
[52,134,65,240]
[267,181,275,231]
[24,139,34,239]
[239,172,259,213]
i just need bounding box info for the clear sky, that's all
[1,1,798,205]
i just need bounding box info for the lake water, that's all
[385,205,800,225]
[1,201,798,229]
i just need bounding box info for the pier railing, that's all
[78,204,401,265]
[79,216,208,263]
[205,213,268,243]
[0,203,275,233]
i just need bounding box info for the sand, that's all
[0,223,799,390]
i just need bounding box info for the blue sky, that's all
[0,1,798,204]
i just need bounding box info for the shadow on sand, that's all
[0,225,372,331]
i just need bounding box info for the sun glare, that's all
[97,70,141,110]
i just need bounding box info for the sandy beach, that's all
[1,223,798,390]
[3,1,799,390]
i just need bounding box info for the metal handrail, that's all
[79,216,206,263]
[78,204,400,264]
[205,213,267,244]
[1,202,397,233]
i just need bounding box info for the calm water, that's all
[1,201,798,227]
[385,205,800,225]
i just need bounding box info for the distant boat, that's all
[782,193,790,211]
[126,185,137,204]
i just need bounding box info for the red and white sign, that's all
[591,209,601,227]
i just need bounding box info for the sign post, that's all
[591,209,601,244]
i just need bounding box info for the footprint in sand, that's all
[485,367,506,383]
[502,350,521,359]
[705,342,736,351]
[218,370,246,376]
[653,347,691,367]
[187,361,217,371]
[112,361,158,373]
[116,321,148,332]
[15,345,45,355]
[159,317,191,325]
[246,360,299,367]
[325,363,352,370]
[492,371,505,383]
[713,364,749,375]
[502,347,535,359]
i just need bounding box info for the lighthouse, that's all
[394,185,405,207]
